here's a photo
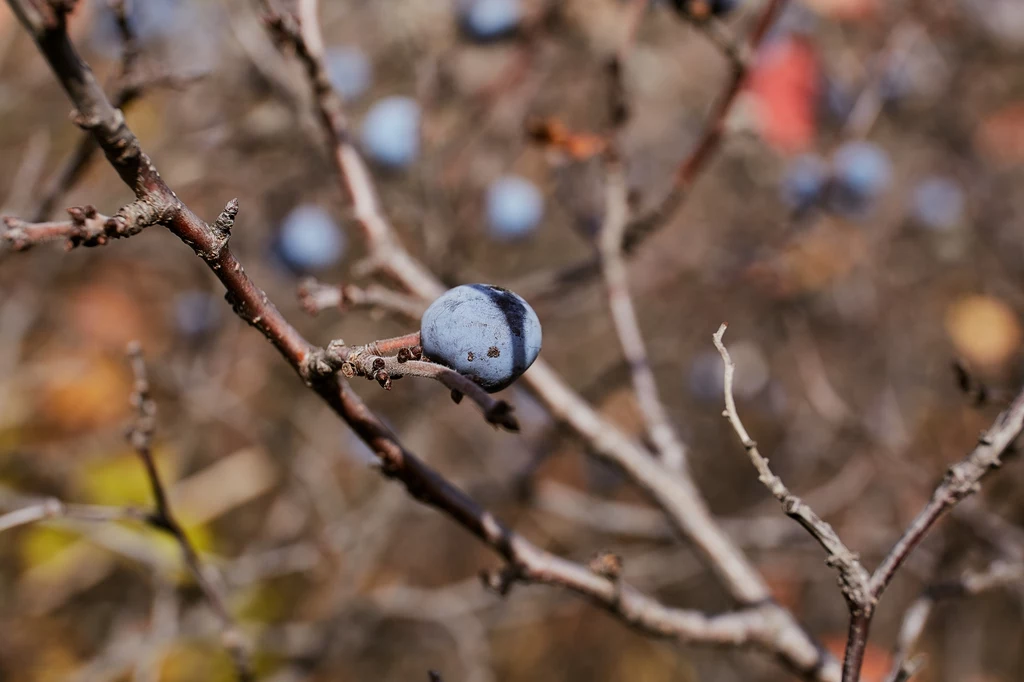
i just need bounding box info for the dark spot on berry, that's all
[487,346,500,358]
[467,351,475,362]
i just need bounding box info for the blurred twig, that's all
[715,323,1024,682]
[125,343,253,682]
[886,561,1024,682]
[598,158,689,470]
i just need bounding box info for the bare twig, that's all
[886,561,1024,682]
[298,278,427,319]
[125,343,253,682]
[714,324,871,606]
[2,201,164,251]
[0,498,141,533]
[623,0,789,249]
[320,337,519,431]
[715,322,1024,682]
[599,160,688,470]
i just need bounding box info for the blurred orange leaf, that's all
[38,354,132,432]
[945,295,1022,370]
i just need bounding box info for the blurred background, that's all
[2,0,1024,680]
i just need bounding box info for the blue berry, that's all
[420,284,542,393]
[325,46,372,102]
[173,291,221,338]
[486,175,544,241]
[277,204,346,272]
[780,154,828,212]
[911,176,965,231]
[458,0,522,41]
[830,141,892,216]
[361,96,421,168]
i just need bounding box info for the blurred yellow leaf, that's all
[945,295,1022,369]
[19,526,79,569]
[159,640,236,682]
[78,446,178,507]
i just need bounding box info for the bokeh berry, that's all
[780,154,828,213]
[911,176,965,231]
[486,175,544,241]
[326,46,372,102]
[276,204,346,272]
[458,0,522,41]
[361,96,421,168]
[420,284,542,393]
[830,141,892,217]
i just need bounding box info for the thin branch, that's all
[599,159,688,470]
[868,389,1024,598]
[886,561,1024,682]
[623,0,789,248]
[510,0,790,301]
[2,201,163,251]
[0,498,141,533]
[125,343,253,682]
[320,338,519,431]
[713,324,871,607]
[298,278,427,319]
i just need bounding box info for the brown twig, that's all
[886,561,1024,682]
[714,324,872,606]
[2,201,164,250]
[319,337,519,431]
[511,0,790,302]
[125,343,253,681]
[715,323,1024,682]
[298,278,426,319]
[599,158,689,470]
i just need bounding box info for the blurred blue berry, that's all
[277,205,345,272]
[687,351,725,402]
[486,175,544,241]
[361,96,421,168]
[911,176,965,231]
[174,291,221,338]
[325,46,372,102]
[781,154,828,212]
[89,0,185,59]
[459,0,522,41]
[830,141,892,216]
[420,284,542,392]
